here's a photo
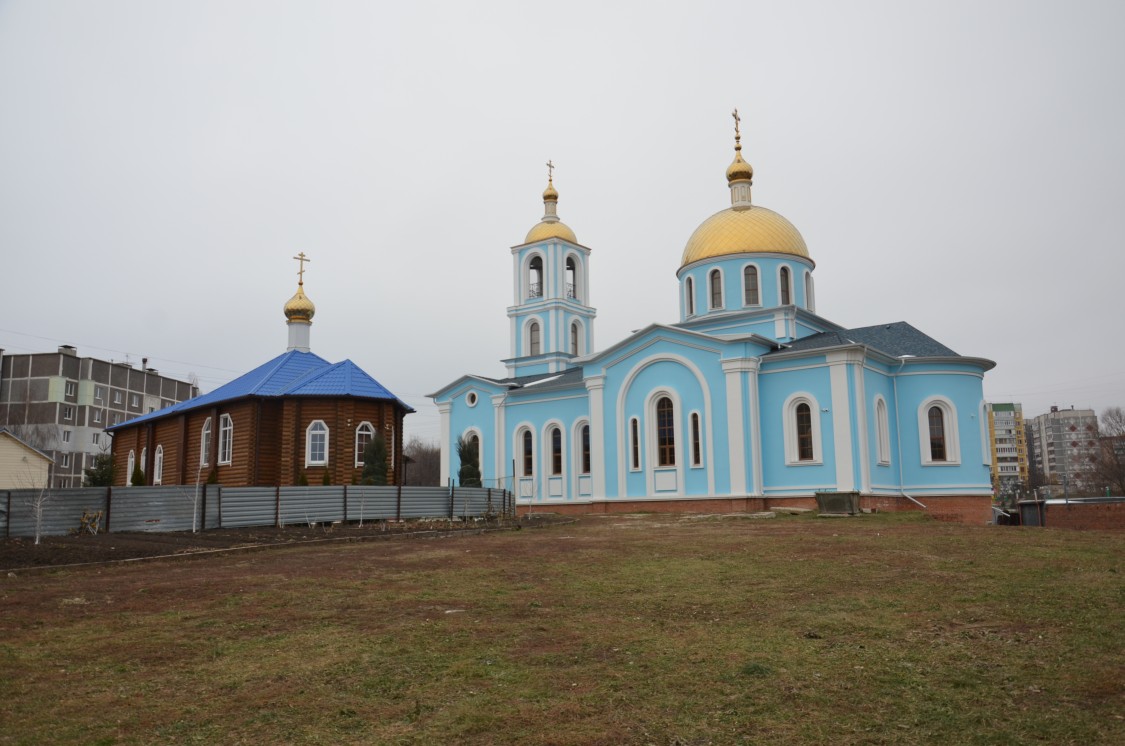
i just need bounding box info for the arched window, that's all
[218,414,233,465]
[566,256,577,299]
[550,426,562,475]
[784,394,822,465]
[804,271,815,312]
[153,445,164,485]
[928,407,946,462]
[140,447,147,474]
[522,429,534,476]
[355,422,374,467]
[796,403,814,461]
[656,397,676,467]
[685,277,695,316]
[127,450,135,484]
[875,398,891,465]
[691,412,702,466]
[306,420,328,466]
[780,266,792,305]
[529,255,543,298]
[709,269,723,309]
[630,418,641,470]
[529,322,541,356]
[918,398,960,465]
[200,417,212,467]
[744,265,759,305]
[570,322,579,356]
[581,424,591,474]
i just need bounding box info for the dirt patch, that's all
[0,514,568,571]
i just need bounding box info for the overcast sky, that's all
[2,0,1123,442]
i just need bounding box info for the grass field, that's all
[1,512,1122,745]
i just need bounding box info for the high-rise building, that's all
[1027,406,1100,495]
[987,402,1028,499]
[0,346,199,487]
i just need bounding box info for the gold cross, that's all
[293,252,311,284]
[732,108,741,139]
[546,159,555,181]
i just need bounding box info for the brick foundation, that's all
[517,493,994,525]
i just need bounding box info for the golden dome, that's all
[283,284,315,323]
[726,152,753,183]
[681,205,809,267]
[543,179,559,201]
[525,220,577,244]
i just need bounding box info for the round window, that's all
[466,392,478,407]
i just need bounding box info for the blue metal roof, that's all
[107,349,413,431]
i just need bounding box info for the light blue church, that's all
[431,117,996,522]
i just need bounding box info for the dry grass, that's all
[1,512,1122,745]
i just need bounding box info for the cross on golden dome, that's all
[293,252,311,285]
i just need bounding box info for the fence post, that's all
[448,483,455,520]
[217,485,223,528]
[396,483,402,522]
[275,485,281,528]
[104,486,113,532]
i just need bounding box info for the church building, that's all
[430,115,996,523]
[109,258,413,487]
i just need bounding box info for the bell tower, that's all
[505,162,596,377]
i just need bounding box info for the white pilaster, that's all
[585,374,607,497]
[437,402,452,484]
[722,358,755,495]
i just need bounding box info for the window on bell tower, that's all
[529,322,541,356]
[566,256,577,299]
[780,267,792,305]
[529,256,543,298]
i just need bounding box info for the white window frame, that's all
[200,417,212,467]
[62,406,73,420]
[153,445,164,485]
[62,430,71,443]
[140,447,146,474]
[113,391,122,404]
[355,421,375,467]
[127,450,135,482]
[708,268,724,310]
[690,410,703,468]
[94,386,104,401]
[93,409,102,424]
[629,417,642,471]
[517,427,535,477]
[130,393,140,408]
[684,276,695,317]
[92,433,100,445]
[61,453,71,467]
[875,396,891,466]
[779,266,793,306]
[918,397,960,465]
[804,270,815,312]
[218,414,233,465]
[65,381,76,396]
[306,419,329,466]
[742,263,761,307]
[783,392,823,465]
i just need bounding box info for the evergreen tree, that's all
[130,464,145,486]
[361,435,388,485]
[84,453,115,487]
[456,435,482,487]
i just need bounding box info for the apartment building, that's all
[0,345,198,487]
[1027,405,1100,495]
[987,402,1028,498]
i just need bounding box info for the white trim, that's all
[305,419,329,467]
[218,414,233,466]
[628,417,642,472]
[707,267,725,310]
[153,445,163,485]
[514,423,536,478]
[127,450,135,484]
[918,396,960,465]
[741,262,761,307]
[804,270,815,312]
[828,355,854,491]
[874,396,891,465]
[585,376,606,498]
[778,265,793,306]
[355,421,375,467]
[979,401,991,465]
[783,392,823,465]
[689,410,703,468]
[437,402,452,484]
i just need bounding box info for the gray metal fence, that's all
[1,484,513,539]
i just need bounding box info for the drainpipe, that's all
[892,356,927,510]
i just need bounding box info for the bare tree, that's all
[403,436,441,486]
[1092,406,1125,496]
[15,461,52,545]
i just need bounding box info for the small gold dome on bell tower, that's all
[283,252,316,324]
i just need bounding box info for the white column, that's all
[437,402,452,485]
[492,393,507,490]
[748,360,764,495]
[585,374,607,497]
[827,350,861,492]
[721,358,753,495]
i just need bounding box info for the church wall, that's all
[894,369,992,494]
[445,385,502,487]
[863,367,901,493]
[504,388,589,500]
[758,363,837,493]
[678,255,815,325]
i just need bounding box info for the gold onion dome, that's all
[681,109,809,267]
[284,283,316,323]
[525,169,577,244]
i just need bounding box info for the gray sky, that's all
[2,0,1123,442]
